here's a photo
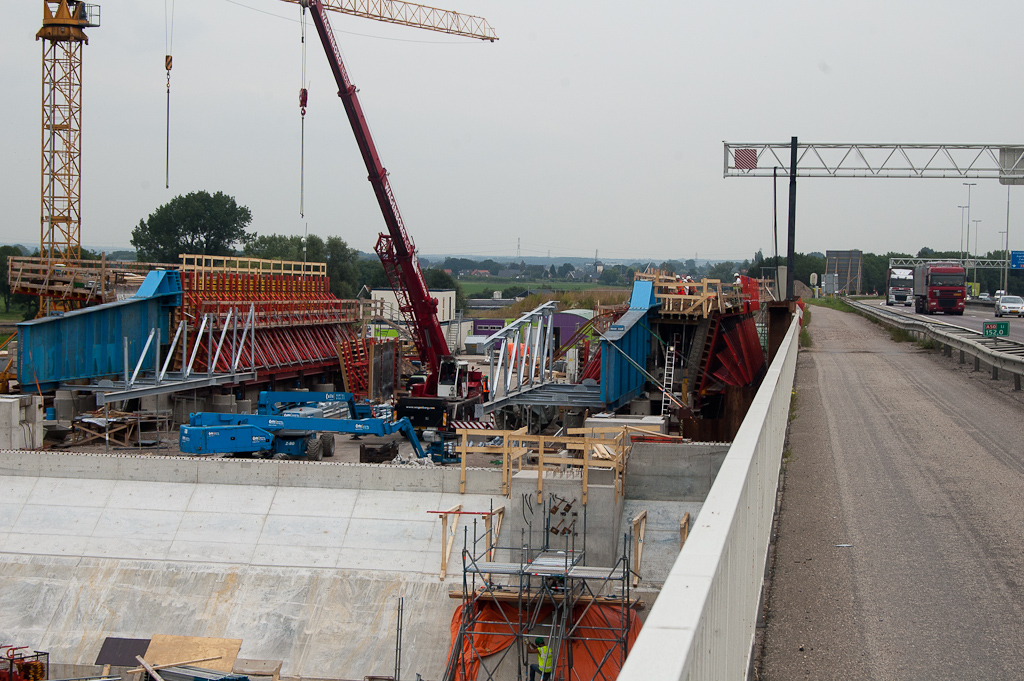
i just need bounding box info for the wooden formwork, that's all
[634,270,773,317]
[454,426,630,503]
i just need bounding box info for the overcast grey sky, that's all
[3,1,1023,262]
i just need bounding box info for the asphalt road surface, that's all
[874,298,1024,342]
[759,305,1024,680]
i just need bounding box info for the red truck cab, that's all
[913,263,966,315]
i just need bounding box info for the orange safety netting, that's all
[448,601,642,681]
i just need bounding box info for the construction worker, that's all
[528,637,554,681]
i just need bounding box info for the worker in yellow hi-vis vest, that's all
[528,637,554,681]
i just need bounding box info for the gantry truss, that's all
[444,495,640,681]
[889,257,1009,269]
[723,142,1024,182]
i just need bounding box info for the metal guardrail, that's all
[845,298,1024,388]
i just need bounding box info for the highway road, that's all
[759,305,1024,680]
[869,298,1024,342]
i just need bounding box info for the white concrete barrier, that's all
[0,449,503,494]
[620,316,800,681]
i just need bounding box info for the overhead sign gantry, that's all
[722,140,1024,299]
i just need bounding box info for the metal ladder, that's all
[446,310,463,353]
[661,341,676,416]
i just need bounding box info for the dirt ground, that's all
[757,305,1024,680]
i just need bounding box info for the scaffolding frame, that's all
[444,494,639,681]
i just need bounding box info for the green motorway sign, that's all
[983,321,1010,337]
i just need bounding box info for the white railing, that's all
[619,315,800,681]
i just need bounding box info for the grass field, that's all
[459,280,627,296]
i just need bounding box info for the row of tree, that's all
[128,191,465,307]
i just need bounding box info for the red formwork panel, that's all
[174,268,367,382]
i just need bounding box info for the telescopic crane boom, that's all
[298,0,491,396]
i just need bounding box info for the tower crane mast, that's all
[35,0,100,314]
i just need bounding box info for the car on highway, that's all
[994,295,1024,317]
[979,292,991,301]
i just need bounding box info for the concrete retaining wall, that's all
[509,469,623,567]
[625,442,730,501]
[0,450,503,494]
[0,395,44,450]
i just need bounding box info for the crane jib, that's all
[304,0,450,378]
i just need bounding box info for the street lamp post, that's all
[999,229,1008,292]
[972,219,982,286]
[964,182,976,268]
[959,204,968,261]
[1006,186,1012,294]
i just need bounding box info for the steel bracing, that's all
[889,257,1008,269]
[445,495,638,681]
[724,142,1024,180]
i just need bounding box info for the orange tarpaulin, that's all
[447,601,642,681]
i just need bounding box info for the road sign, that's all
[1011,251,1024,269]
[983,321,1010,337]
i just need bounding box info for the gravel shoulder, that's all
[759,305,1024,680]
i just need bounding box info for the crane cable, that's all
[299,5,308,217]
[165,0,175,189]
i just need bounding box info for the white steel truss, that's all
[889,257,1008,269]
[724,142,1024,182]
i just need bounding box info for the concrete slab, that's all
[0,473,508,680]
[186,484,277,514]
[0,476,38,504]
[261,515,349,548]
[268,487,359,518]
[30,477,117,507]
[622,499,703,587]
[107,479,194,511]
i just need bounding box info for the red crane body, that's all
[304,0,484,409]
[304,0,449,386]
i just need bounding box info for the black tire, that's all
[306,434,323,461]
[886,301,894,306]
[319,433,335,458]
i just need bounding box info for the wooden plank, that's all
[144,635,240,674]
[680,511,691,548]
[632,510,647,587]
[536,438,545,503]
[438,504,462,580]
[582,440,589,505]
[125,656,223,674]
[460,437,467,494]
[448,587,646,610]
[135,657,167,681]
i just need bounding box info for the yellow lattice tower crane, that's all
[16,0,490,316]
[35,0,100,314]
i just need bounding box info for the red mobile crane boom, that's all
[301,0,484,408]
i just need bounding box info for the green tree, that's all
[357,258,389,292]
[131,190,253,263]
[707,261,737,281]
[423,268,466,311]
